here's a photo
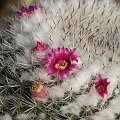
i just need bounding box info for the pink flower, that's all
[31,41,49,52]
[30,82,48,99]
[30,41,49,62]
[16,5,42,17]
[95,74,110,98]
[46,47,79,80]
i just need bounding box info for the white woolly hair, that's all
[2,0,120,119]
[0,114,12,120]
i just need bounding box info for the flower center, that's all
[96,84,105,92]
[55,60,68,70]
[30,82,43,92]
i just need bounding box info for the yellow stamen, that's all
[30,82,43,92]
[55,60,68,70]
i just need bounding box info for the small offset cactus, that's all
[0,0,120,120]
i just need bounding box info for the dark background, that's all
[0,0,19,19]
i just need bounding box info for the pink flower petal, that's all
[58,71,64,80]
[69,64,79,70]
[64,70,70,77]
